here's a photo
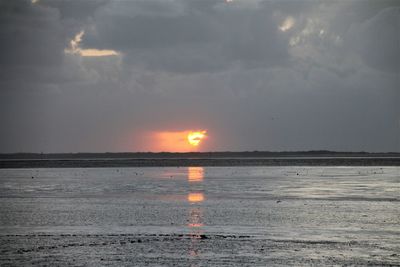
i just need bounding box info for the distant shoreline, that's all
[1,156,399,168]
[1,151,400,159]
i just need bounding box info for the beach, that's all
[0,165,399,266]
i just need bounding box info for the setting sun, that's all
[135,129,209,152]
[187,131,207,147]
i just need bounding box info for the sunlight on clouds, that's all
[79,49,119,57]
[279,16,295,32]
[31,0,39,3]
[65,30,84,54]
[65,30,119,57]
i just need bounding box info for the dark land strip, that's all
[1,157,400,168]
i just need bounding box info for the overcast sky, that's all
[0,0,399,153]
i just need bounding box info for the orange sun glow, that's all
[187,131,207,147]
[135,129,208,152]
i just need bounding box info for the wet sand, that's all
[0,166,399,266]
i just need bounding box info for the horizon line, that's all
[1,150,399,155]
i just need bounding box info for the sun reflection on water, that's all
[188,207,204,228]
[188,167,204,182]
[187,166,205,261]
[187,192,205,203]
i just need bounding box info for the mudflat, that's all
[0,166,399,266]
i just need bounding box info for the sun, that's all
[187,131,207,147]
[145,129,208,152]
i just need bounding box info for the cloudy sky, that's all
[0,0,399,153]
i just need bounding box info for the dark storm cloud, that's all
[0,0,94,84]
[0,0,64,66]
[38,0,108,19]
[81,0,289,73]
[0,0,399,153]
[348,7,400,72]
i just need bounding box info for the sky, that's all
[0,0,399,153]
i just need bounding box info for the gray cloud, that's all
[348,7,400,72]
[82,0,290,73]
[0,0,64,66]
[0,0,398,153]
[38,0,108,20]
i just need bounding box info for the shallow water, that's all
[0,166,399,266]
